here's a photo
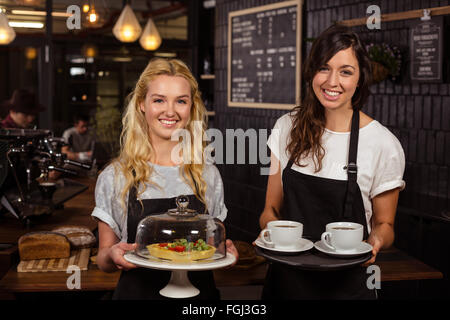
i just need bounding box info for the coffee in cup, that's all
[260,220,303,249]
[38,182,57,200]
[320,222,363,252]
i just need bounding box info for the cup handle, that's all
[321,232,335,251]
[260,229,274,247]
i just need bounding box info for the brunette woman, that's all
[260,24,405,299]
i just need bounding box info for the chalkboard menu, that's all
[410,16,443,82]
[228,0,302,110]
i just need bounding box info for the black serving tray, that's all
[255,245,372,271]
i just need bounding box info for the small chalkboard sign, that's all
[410,16,443,82]
[227,0,302,110]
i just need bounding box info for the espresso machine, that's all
[0,128,91,225]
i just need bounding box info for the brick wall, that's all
[214,0,450,247]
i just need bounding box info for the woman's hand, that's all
[97,221,137,272]
[362,233,383,266]
[108,242,138,271]
[362,188,400,266]
[225,239,239,267]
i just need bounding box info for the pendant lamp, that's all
[81,43,98,58]
[25,47,37,60]
[82,1,108,29]
[0,13,16,45]
[139,18,161,51]
[112,4,142,43]
[25,46,37,70]
[82,4,90,13]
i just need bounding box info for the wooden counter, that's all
[0,176,444,298]
[0,245,442,297]
[0,262,121,294]
[0,177,98,244]
[373,247,443,282]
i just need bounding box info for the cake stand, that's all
[124,251,236,298]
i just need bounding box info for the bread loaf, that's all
[52,225,96,249]
[18,232,71,261]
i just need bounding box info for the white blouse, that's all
[267,112,406,233]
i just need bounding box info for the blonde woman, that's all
[93,58,237,300]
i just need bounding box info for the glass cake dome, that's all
[135,195,226,263]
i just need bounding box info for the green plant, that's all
[366,43,402,81]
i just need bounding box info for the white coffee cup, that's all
[321,222,363,252]
[260,220,303,249]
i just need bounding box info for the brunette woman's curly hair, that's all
[287,24,372,172]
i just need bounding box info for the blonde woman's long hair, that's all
[114,58,208,213]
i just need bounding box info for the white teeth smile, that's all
[160,119,177,125]
[324,89,340,96]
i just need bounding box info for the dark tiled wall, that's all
[214,0,450,245]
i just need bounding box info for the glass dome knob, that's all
[176,195,189,211]
[168,195,197,217]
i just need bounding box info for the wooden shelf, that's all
[340,5,450,27]
[200,74,215,80]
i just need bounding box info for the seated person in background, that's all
[0,89,45,129]
[47,115,96,180]
[62,114,95,163]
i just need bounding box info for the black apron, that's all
[262,110,376,300]
[112,189,220,300]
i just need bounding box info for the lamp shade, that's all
[0,13,16,45]
[112,4,142,43]
[139,18,162,51]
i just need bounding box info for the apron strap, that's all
[343,110,360,219]
[287,159,294,170]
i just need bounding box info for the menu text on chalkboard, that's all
[410,16,443,82]
[228,0,302,109]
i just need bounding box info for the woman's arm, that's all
[259,153,284,230]
[364,188,400,265]
[97,221,137,272]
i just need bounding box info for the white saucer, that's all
[255,238,313,254]
[314,240,373,258]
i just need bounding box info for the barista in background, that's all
[0,89,45,129]
[62,114,95,163]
